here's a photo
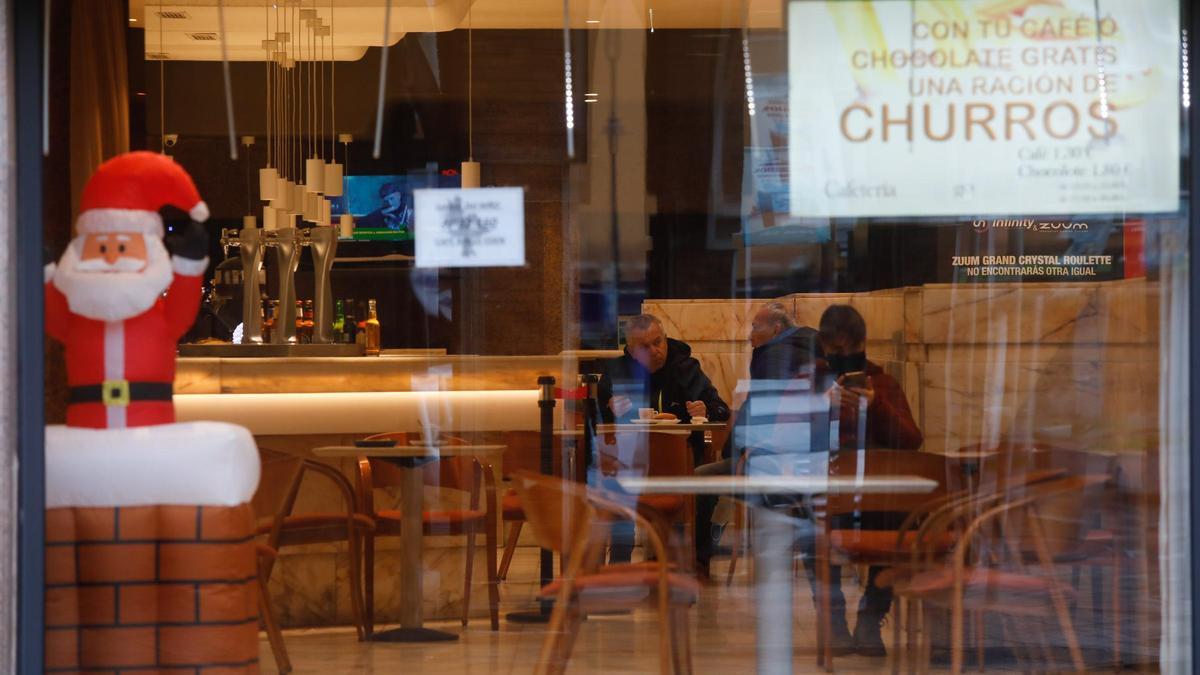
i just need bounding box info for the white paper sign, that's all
[414,187,525,268]
[788,0,1180,218]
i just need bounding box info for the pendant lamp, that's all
[275,179,295,210]
[304,191,320,222]
[324,162,343,197]
[294,183,308,216]
[339,213,354,238]
[461,4,480,188]
[259,35,277,200]
[263,205,278,231]
[260,167,279,200]
[323,2,343,197]
[242,215,257,231]
[461,161,480,189]
[305,158,325,193]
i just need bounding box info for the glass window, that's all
[37,0,1193,672]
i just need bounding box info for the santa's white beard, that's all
[52,235,174,322]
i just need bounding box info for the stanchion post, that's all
[537,376,556,614]
[507,376,558,624]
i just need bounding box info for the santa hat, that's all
[75,151,210,238]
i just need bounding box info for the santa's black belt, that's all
[69,381,174,407]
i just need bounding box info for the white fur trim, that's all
[43,262,55,284]
[52,234,173,322]
[76,208,164,237]
[172,255,209,277]
[45,422,261,507]
[190,201,210,222]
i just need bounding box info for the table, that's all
[617,474,937,675]
[598,422,728,433]
[313,444,505,642]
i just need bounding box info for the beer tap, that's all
[272,227,301,344]
[302,226,339,344]
[218,226,265,344]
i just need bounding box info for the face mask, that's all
[826,351,866,375]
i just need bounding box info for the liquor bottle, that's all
[355,300,368,348]
[260,296,272,344]
[264,299,277,343]
[365,298,381,356]
[295,300,305,343]
[343,300,357,345]
[333,299,345,341]
[303,299,315,344]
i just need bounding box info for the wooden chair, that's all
[497,430,586,581]
[595,430,696,566]
[1027,447,1123,671]
[256,543,291,674]
[253,449,373,640]
[879,445,1072,673]
[813,450,952,670]
[355,432,500,633]
[892,475,1106,674]
[511,470,698,675]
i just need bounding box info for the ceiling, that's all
[130,0,783,61]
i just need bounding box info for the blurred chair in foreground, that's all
[512,470,698,675]
[254,449,374,640]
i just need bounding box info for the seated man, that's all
[804,304,923,657]
[693,302,819,575]
[596,313,731,563]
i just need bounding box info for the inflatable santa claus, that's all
[44,151,210,429]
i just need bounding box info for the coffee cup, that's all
[638,408,655,420]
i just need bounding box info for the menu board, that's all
[787,0,1180,218]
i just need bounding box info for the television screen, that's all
[331,170,461,241]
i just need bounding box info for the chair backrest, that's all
[592,431,692,478]
[962,474,1111,567]
[362,431,479,493]
[252,448,306,523]
[501,430,586,483]
[1029,447,1118,556]
[510,470,608,571]
[824,450,950,519]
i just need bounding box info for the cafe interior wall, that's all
[134,28,576,357]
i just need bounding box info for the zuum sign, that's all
[414,187,525,268]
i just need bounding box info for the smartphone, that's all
[840,371,868,389]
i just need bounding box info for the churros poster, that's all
[787,0,1180,218]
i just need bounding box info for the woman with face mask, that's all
[817,304,923,452]
[805,304,924,657]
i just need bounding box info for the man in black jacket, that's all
[598,314,730,430]
[595,314,730,563]
[693,302,820,574]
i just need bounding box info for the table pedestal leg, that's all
[754,506,795,675]
[369,463,457,642]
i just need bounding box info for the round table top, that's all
[312,444,506,458]
[616,475,938,495]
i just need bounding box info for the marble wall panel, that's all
[268,551,337,627]
[788,291,907,340]
[642,300,763,343]
[916,283,1151,346]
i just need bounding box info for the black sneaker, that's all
[852,612,887,658]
